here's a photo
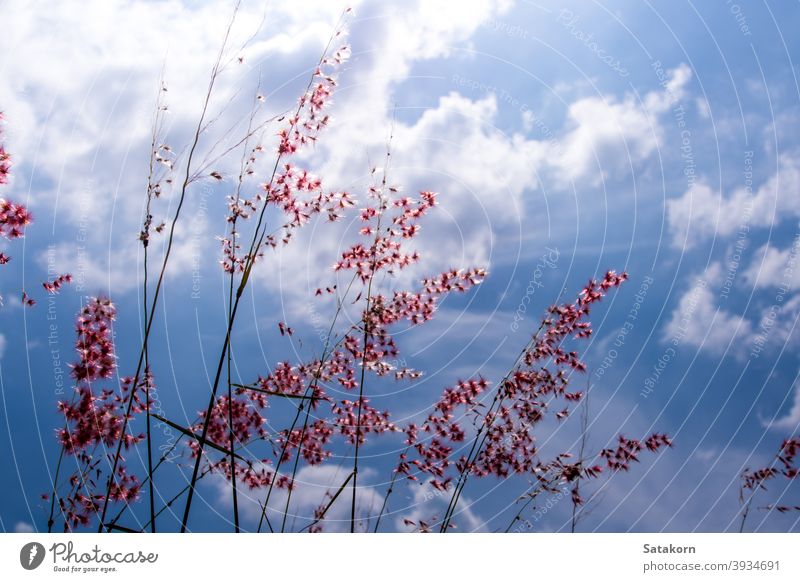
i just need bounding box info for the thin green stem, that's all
[256,271,359,532]
[351,125,394,533]
[181,17,345,531]
[373,445,409,533]
[98,3,239,532]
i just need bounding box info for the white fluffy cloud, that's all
[13,521,35,533]
[743,240,800,291]
[667,154,800,248]
[662,264,752,356]
[1,0,364,295]
[267,58,692,315]
[769,379,800,431]
[1,0,693,306]
[664,260,800,358]
[395,479,487,532]
[213,463,382,532]
[551,63,691,187]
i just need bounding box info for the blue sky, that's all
[0,0,799,533]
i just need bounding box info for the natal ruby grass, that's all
[739,437,800,532]
[5,6,784,533]
[35,9,672,533]
[0,8,676,533]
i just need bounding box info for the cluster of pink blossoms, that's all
[0,112,11,185]
[742,437,800,513]
[0,112,32,267]
[399,378,490,490]
[188,395,275,489]
[70,297,117,382]
[43,273,73,294]
[396,271,671,507]
[201,180,486,500]
[0,199,31,241]
[220,44,354,274]
[53,298,148,530]
[601,433,673,472]
[277,44,350,156]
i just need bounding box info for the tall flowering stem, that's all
[254,272,358,533]
[180,11,353,532]
[221,83,265,533]
[571,379,591,532]
[350,135,393,533]
[430,271,642,530]
[138,71,171,533]
[322,166,486,529]
[739,437,800,532]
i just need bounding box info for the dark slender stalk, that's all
[737,448,788,532]
[280,401,313,532]
[351,127,394,533]
[504,494,537,533]
[571,380,591,533]
[300,471,354,532]
[739,484,753,533]
[440,318,553,531]
[46,447,65,532]
[224,82,262,535]
[256,272,359,532]
[141,71,167,534]
[350,275,376,532]
[144,363,155,530]
[373,445,409,532]
[438,344,532,531]
[503,475,560,532]
[106,434,185,530]
[138,465,213,533]
[111,427,269,533]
